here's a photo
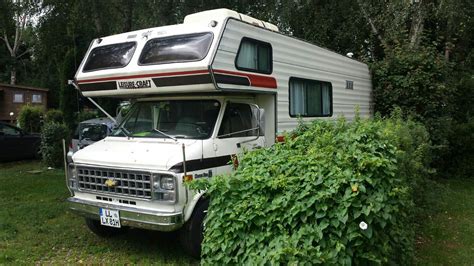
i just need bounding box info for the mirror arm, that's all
[217,127,260,138]
[236,107,262,146]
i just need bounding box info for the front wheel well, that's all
[183,192,208,222]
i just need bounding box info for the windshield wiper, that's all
[152,128,177,141]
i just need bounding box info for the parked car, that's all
[0,122,41,162]
[70,117,115,153]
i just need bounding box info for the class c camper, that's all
[66,8,372,257]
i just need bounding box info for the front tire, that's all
[85,218,127,237]
[179,200,209,258]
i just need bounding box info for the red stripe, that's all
[77,69,210,84]
[77,68,277,89]
[213,69,277,89]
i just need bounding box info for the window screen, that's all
[83,42,136,72]
[139,32,213,65]
[235,38,272,74]
[289,78,332,117]
[346,80,354,90]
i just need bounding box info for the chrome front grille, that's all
[76,166,152,199]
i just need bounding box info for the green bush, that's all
[40,122,70,168]
[191,116,431,264]
[371,45,453,122]
[17,105,44,133]
[44,109,64,124]
[371,45,455,175]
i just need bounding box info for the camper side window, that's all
[83,42,137,72]
[139,32,214,65]
[289,78,332,117]
[235,38,272,74]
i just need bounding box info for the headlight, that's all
[152,174,176,202]
[160,176,175,190]
[66,151,74,163]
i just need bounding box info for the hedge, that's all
[40,122,70,168]
[44,109,64,124]
[191,115,431,264]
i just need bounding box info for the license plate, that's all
[99,208,121,228]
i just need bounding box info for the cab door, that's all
[212,101,265,173]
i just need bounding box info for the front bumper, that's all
[67,197,183,232]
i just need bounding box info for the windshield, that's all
[112,100,221,139]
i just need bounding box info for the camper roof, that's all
[74,9,279,97]
[183,9,279,32]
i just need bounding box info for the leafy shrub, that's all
[44,109,64,124]
[40,122,69,168]
[371,46,454,175]
[17,105,44,133]
[371,45,453,122]
[191,116,431,264]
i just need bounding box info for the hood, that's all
[72,137,201,171]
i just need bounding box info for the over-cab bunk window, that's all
[289,77,332,117]
[83,42,137,72]
[235,37,272,74]
[139,32,213,65]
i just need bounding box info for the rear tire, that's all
[85,218,127,237]
[179,199,209,258]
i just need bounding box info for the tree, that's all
[0,0,39,85]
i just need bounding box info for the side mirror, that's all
[116,101,131,123]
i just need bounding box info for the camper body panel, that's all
[213,18,372,133]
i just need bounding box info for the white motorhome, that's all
[67,9,372,257]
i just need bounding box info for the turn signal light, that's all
[276,135,285,142]
[183,174,193,182]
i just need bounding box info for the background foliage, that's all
[0,0,471,176]
[191,116,431,264]
[44,109,64,124]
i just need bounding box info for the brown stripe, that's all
[152,74,213,87]
[79,81,117,91]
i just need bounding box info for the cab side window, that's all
[218,103,258,138]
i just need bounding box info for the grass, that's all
[0,161,196,264]
[415,177,474,265]
[1,161,473,264]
